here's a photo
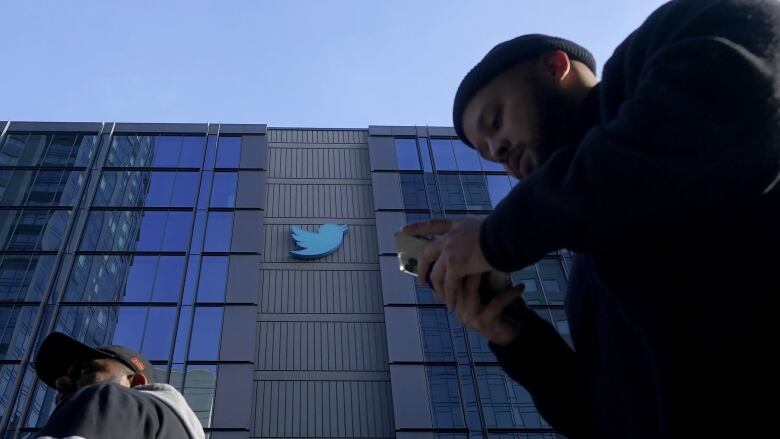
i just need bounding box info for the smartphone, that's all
[394,232,513,300]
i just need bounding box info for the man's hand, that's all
[457,277,527,346]
[400,218,493,308]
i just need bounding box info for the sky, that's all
[0,0,670,128]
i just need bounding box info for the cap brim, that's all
[35,332,111,389]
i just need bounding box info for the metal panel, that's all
[112,122,207,133]
[267,147,370,179]
[368,136,398,171]
[264,183,374,218]
[267,129,368,144]
[254,380,394,437]
[256,322,388,371]
[212,364,254,429]
[428,126,458,137]
[261,224,378,263]
[231,210,263,253]
[6,121,104,132]
[219,123,267,135]
[379,256,416,305]
[371,173,402,211]
[384,307,423,363]
[259,270,382,314]
[368,126,392,136]
[227,255,260,304]
[236,171,266,209]
[389,365,432,429]
[240,134,266,169]
[375,211,406,255]
[221,306,258,362]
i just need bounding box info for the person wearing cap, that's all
[401,0,780,438]
[34,332,205,439]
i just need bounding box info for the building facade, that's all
[0,121,571,439]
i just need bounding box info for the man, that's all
[402,0,780,437]
[34,332,204,439]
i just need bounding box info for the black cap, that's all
[453,34,596,147]
[35,332,155,389]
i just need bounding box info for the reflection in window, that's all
[53,306,176,361]
[0,210,70,252]
[197,256,228,302]
[94,171,198,208]
[538,259,567,305]
[452,140,481,171]
[80,211,193,252]
[0,255,55,302]
[0,133,95,167]
[461,174,491,210]
[418,138,433,172]
[203,212,233,252]
[437,174,466,210]
[0,170,83,207]
[210,172,238,208]
[431,139,457,171]
[400,174,428,210]
[0,306,38,360]
[189,307,223,360]
[0,364,21,421]
[509,265,544,305]
[419,309,454,362]
[467,327,497,362]
[215,136,241,168]
[183,364,218,427]
[427,366,465,428]
[476,366,547,428]
[395,138,421,170]
[487,175,512,208]
[106,135,204,168]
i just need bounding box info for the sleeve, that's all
[489,311,596,438]
[36,383,160,439]
[480,0,780,272]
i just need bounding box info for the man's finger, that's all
[430,259,448,306]
[481,286,526,322]
[400,219,453,236]
[443,266,467,312]
[417,239,443,287]
[456,274,483,326]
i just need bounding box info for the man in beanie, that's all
[402,0,780,437]
[34,332,204,439]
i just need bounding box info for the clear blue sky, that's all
[0,0,669,128]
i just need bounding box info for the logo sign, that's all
[290,224,349,260]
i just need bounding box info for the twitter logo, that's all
[290,224,349,259]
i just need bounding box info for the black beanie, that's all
[453,34,596,147]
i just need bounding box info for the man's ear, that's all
[540,50,572,83]
[129,373,148,387]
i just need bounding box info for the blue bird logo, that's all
[290,224,349,259]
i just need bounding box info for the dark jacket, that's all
[481,0,780,437]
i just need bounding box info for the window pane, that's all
[424,173,441,213]
[400,174,428,210]
[183,364,218,427]
[146,172,175,206]
[189,307,222,360]
[125,256,155,301]
[0,255,54,302]
[452,140,481,171]
[152,136,182,167]
[395,139,421,170]
[171,172,198,207]
[142,307,176,360]
[0,306,38,360]
[0,210,69,252]
[73,134,97,166]
[204,212,233,252]
[427,366,464,428]
[487,175,512,208]
[42,134,77,166]
[418,138,433,172]
[215,137,241,168]
[467,327,497,362]
[153,256,185,302]
[461,174,491,210]
[0,134,28,165]
[0,364,21,419]
[419,309,454,361]
[179,136,206,168]
[162,212,193,252]
[509,265,544,305]
[137,212,167,251]
[538,259,567,305]
[437,174,466,210]
[197,256,228,302]
[111,307,147,351]
[431,139,457,171]
[476,366,548,428]
[210,173,238,208]
[107,135,155,167]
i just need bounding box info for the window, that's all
[538,259,567,305]
[183,364,218,427]
[418,138,433,171]
[424,173,441,213]
[106,135,204,168]
[467,327,497,362]
[427,366,464,427]
[0,210,70,252]
[210,172,238,208]
[419,309,454,361]
[0,255,55,302]
[437,174,466,210]
[152,136,183,167]
[400,174,428,210]
[550,309,572,348]
[0,364,21,418]
[203,212,233,252]
[0,170,82,207]
[80,211,192,252]
[509,265,544,305]
[431,139,457,171]
[476,366,547,428]
[196,256,228,302]
[215,136,241,168]
[461,174,491,210]
[188,307,223,360]
[395,138,421,170]
[487,175,512,208]
[179,136,206,168]
[0,133,95,167]
[452,140,481,171]
[0,305,38,360]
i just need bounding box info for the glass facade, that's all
[0,127,254,436]
[393,135,573,438]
